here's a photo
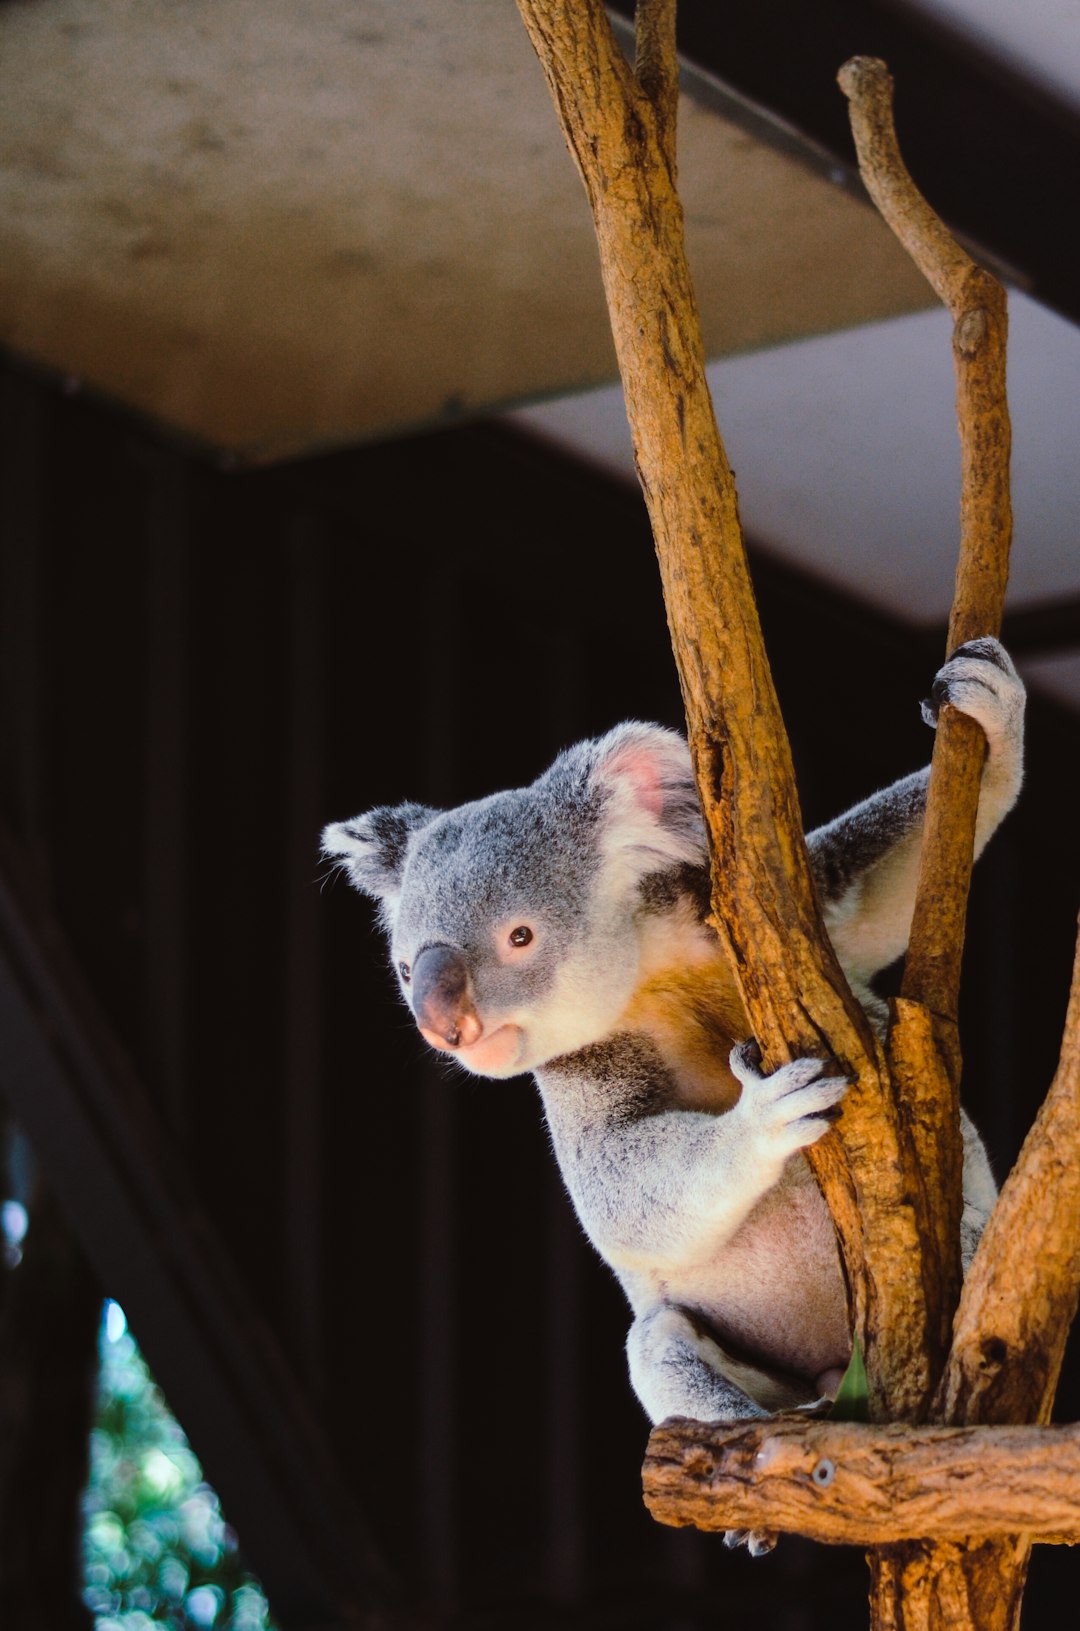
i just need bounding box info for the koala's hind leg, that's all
[628,1306,783,1556]
[627,1304,766,1425]
[960,1106,998,1270]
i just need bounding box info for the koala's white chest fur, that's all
[635,1158,850,1385]
[538,909,850,1397]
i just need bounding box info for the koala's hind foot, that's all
[627,1304,812,1555]
[626,1306,777,1555]
[723,1527,778,1558]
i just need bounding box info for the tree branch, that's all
[941,916,1080,1425]
[633,0,679,163]
[838,56,1012,1026]
[838,54,1015,1410]
[515,0,943,1423]
[644,1413,1080,1546]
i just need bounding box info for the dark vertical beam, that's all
[141,446,190,1140]
[0,1179,100,1631]
[417,1058,459,1609]
[543,1187,585,1601]
[284,514,326,1399]
[0,367,101,1630]
[0,370,48,863]
[417,563,462,1610]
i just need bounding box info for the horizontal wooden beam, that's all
[644,1414,1080,1545]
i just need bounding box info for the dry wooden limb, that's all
[831,60,1026,1631]
[942,917,1080,1426]
[513,0,940,1422]
[866,1540,1031,1631]
[838,52,1015,1421]
[644,1414,1080,1546]
[838,56,1012,1028]
[511,0,862,1061]
[884,1001,964,1368]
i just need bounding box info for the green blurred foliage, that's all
[83,1303,275,1631]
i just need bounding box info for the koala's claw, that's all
[920,636,1023,741]
[729,1045,851,1155]
[731,1037,762,1075]
[724,1527,777,1557]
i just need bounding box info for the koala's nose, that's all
[412,944,483,1050]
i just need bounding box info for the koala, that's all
[324,638,1022,1503]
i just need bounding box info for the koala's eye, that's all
[508,926,533,948]
[398,961,412,983]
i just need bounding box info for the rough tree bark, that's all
[834,57,1035,1627]
[645,1413,1080,1546]
[513,0,938,1428]
[512,7,1080,1630]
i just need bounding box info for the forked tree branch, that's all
[515,11,1079,1627]
[838,64,1080,1624]
[514,0,939,1424]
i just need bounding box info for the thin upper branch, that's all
[837,58,974,307]
[633,0,679,162]
[839,55,1014,1416]
[838,56,1012,1025]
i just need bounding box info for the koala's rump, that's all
[638,1157,851,1389]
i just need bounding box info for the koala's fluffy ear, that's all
[587,723,706,877]
[321,801,439,905]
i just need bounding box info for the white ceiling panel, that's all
[896,0,1080,114]
[506,290,1080,707]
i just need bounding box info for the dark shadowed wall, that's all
[1,354,1078,1629]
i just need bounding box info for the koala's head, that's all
[322,724,705,1078]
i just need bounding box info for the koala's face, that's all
[386,789,649,1076]
[323,724,706,1078]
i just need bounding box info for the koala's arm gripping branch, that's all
[513,0,938,1418]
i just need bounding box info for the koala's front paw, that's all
[728,1043,851,1160]
[920,637,1025,755]
[723,1526,777,1557]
